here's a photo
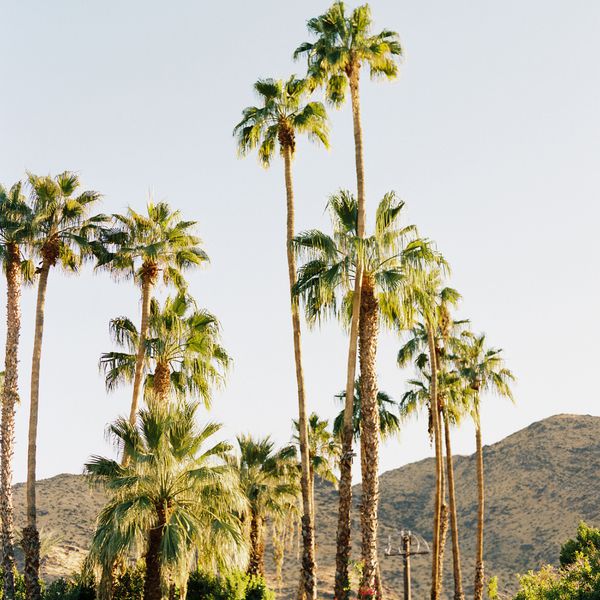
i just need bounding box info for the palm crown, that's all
[294,190,443,326]
[100,293,230,407]
[293,413,340,487]
[294,2,402,104]
[234,76,329,167]
[0,182,34,279]
[232,435,298,521]
[97,201,207,289]
[455,332,515,419]
[333,381,401,442]
[28,171,104,271]
[86,402,246,579]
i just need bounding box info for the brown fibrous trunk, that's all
[1,245,21,599]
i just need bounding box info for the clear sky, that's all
[1,1,599,484]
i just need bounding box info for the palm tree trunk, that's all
[247,511,265,577]
[474,413,485,600]
[334,270,362,600]
[129,270,154,425]
[426,324,442,600]
[24,261,51,600]
[437,499,448,597]
[283,145,317,600]
[1,245,21,600]
[358,276,380,596]
[153,361,171,407]
[443,409,464,600]
[333,58,367,600]
[144,503,167,600]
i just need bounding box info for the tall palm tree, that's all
[295,191,441,595]
[231,435,298,578]
[100,293,230,407]
[86,402,247,600]
[96,202,207,426]
[455,332,514,600]
[25,171,104,600]
[397,272,458,600]
[333,382,401,442]
[295,13,402,595]
[0,182,34,600]
[234,74,329,600]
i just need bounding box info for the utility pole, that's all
[402,532,411,600]
[385,529,430,600]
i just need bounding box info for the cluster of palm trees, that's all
[235,2,515,600]
[0,3,517,600]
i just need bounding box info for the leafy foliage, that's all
[513,524,600,599]
[86,402,247,590]
[234,76,329,167]
[100,293,230,406]
[294,1,402,104]
[186,571,274,600]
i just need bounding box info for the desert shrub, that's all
[243,576,274,600]
[0,568,27,600]
[113,564,144,600]
[186,571,273,600]
[513,523,600,599]
[560,522,600,567]
[43,575,95,599]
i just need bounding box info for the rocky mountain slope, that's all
[12,414,600,598]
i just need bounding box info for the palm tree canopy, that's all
[292,413,340,486]
[294,190,444,328]
[231,435,299,521]
[0,181,35,280]
[294,1,402,105]
[100,293,230,407]
[333,381,400,441]
[455,331,515,420]
[86,402,247,575]
[27,171,105,271]
[96,201,207,290]
[234,75,329,167]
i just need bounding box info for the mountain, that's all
[11,414,600,599]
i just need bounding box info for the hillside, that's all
[12,414,600,598]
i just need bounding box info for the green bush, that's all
[44,576,95,600]
[513,522,600,599]
[113,565,144,600]
[0,568,27,600]
[186,571,273,600]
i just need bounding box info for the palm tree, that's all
[295,14,402,595]
[294,412,340,489]
[96,202,208,426]
[86,402,247,600]
[234,75,328,600]
[100,293,230,407]
[25,171,104,600]
[455,332,514,600]
[231,435,298,577]
[295,191,441,595]
[397,273,459,600]
[333,382,401,442]
[0,182,34,600]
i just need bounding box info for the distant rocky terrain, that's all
[12,414,600,599]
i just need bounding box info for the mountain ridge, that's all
[10,413,600,599]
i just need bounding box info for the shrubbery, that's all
[0,567,274,600]
[186,571,274,600]
[513,522,600,599]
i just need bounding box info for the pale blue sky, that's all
[1,1,599,483]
